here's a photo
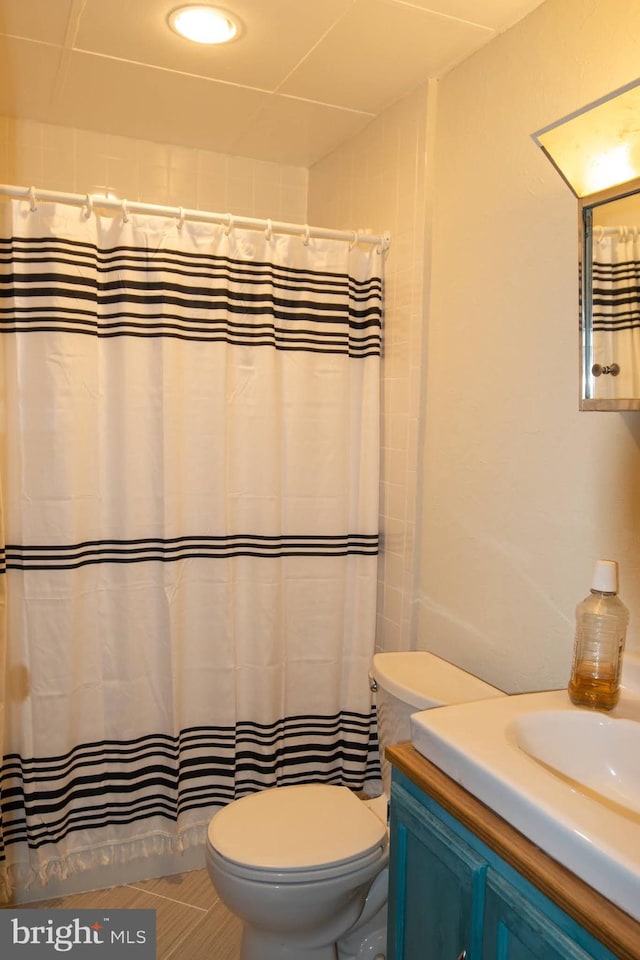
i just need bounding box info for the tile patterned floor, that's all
[13,869,242,960]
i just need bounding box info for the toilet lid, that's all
[208,784,387,871]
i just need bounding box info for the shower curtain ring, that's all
[265,218,273,242]
[121,199,129,223]
[83,194,94,219]
[302,224,311,246]
[349,231,358,250]
[28,186,37,212]
[177,206,185,231]
[224,213,234,236]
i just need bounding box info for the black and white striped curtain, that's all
[591,228,640,398]
[0,199,382,896]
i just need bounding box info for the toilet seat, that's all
[207,783,388,882]
[208,837,387,885]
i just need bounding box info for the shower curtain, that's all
[591,227,640,398]
[0,198,382,896]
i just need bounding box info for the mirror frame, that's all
[579,176,640,411]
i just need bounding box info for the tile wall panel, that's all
[0,116,308,222]
[308,83,431,652]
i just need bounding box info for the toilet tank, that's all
[372,651,505,796]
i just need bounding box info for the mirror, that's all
[580,177,640,410]
[532,79,640,411]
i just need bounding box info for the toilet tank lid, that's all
[372,651,505,709]
[208,784,387,871]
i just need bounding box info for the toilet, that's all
[205,652,504,960]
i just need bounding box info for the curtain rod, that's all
[0,183,391,252]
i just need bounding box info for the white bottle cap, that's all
[591,559,618,593]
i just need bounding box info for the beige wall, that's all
[308,83,433,654]
[418,0,640,693]
[0,115,308,221]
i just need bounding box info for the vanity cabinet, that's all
[387,744,639,960]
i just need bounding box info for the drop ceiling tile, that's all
[75,0,357,90]
[0,0,550,167]
[398,0,546,31]
[51,51,270,156]
[230,95,374,168]
[280,0,491,113]
[0,36,63,118]
[0,0,74,45]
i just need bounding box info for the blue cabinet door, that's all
[482,870,617,960]
[388,780,486,960]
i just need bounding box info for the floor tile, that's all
[166,897,242,960]
[130,868,214,910]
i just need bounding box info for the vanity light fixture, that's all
[532,77,640,198]
[168,5,240,45]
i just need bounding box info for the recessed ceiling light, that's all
[168,5,240,45]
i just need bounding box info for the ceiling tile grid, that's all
[0,0,547,167]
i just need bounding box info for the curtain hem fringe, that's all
[0,822,208,905]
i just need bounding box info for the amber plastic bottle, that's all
[568,559,629,711]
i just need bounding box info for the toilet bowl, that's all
[206,784,388,960]
[206,652,505,960]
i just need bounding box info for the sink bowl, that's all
[410,669,640,922]
[509,709,640,817]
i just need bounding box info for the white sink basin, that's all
[510,708,640,817]
[410,659,640,922]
